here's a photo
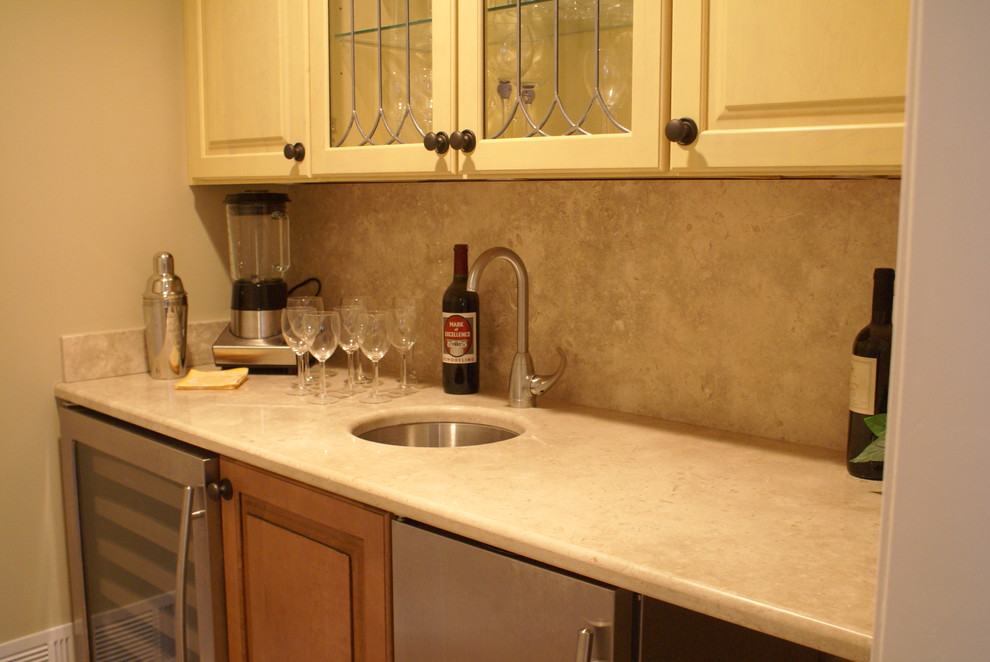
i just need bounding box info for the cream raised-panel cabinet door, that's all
[454,2,666,176]
[668,0,909,175]
[307,0,457,178]
[184,0,310,182]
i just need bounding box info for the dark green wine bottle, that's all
[442,244,479,394]
[847,268,894,480]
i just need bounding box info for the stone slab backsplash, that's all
[282,178,899,451]
[61,320,226,383]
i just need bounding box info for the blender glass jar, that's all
[225,191,290,283]
[224,191,291,339]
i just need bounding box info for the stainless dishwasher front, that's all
[391,519,635,662]
[58,403,227,662]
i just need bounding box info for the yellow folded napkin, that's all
[174,367,249,390]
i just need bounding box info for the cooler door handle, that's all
[175,486,194,662]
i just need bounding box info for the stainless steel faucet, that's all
[467,247,566,408]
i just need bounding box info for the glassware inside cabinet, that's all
[329,0,434,147]
[484,0,633,139]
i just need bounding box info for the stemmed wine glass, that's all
[392,297,423,387]
[356,311,390,404]
[303,310,341,405]
[341,296,371,384]
[387,301,418,396]
[287,295,324,386]
[281,305,316,395]
[334,304,362,397]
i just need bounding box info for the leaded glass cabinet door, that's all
[308,0,457,177]
[456,1,665,175]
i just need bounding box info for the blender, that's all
[212,191,295,368]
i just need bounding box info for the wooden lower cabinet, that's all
[640,598,850,662]
[219,458,390,662]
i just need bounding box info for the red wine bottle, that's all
[847,268,894,480]
[442,244,479,394]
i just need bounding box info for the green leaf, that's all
[851,436,885,462]
[864,413,887,439]
[851,414,887,463]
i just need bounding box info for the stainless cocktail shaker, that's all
[143,252,189,379]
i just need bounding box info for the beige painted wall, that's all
[0,1,228,642]
[287,178,899,450]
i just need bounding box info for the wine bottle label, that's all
[442,312,476,364]
[849,355,878,414]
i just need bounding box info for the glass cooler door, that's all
[58,405,226,662]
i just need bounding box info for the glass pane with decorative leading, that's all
[484,0,632,139]
[329,0,434,147]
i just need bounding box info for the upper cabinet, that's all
[184,0,908,182]
[184,0,311,181]
[310,0,664,177]
[306,0,458,177]
[456,1,664,175]
[668,0,909,175]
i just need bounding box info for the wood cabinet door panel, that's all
[241,500,354,660]
[669,0,908,174]
[220,459,389,662]
[184,0,310,180]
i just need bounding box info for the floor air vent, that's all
[0,624,72,662]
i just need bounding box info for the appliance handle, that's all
[575,627,594,662]
[175,485,194,662]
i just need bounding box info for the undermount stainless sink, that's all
[353,410,524,447]
[357,421,519,447]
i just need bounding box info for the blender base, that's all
[212,325,296,369]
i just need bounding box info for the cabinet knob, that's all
[423,132,450,155]
[449,129,477,154]
[206,478,233,501]
[283,142,306,161]
[664,118,699,146]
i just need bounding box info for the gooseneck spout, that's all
[467,247,530,353]
[467,247,565,408]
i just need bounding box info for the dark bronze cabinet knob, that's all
[424,132,450,154]
[206,478,233,501]
[283,142,306,161]
[449,129,477,154]
[664,118,699,146]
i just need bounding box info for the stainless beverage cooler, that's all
[391,519,635,662]
[58,404,227,662]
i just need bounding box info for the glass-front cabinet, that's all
[459,1,663,174]
[307,0,456,177]
[308,0,662,178]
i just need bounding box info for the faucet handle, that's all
[530,348,566,397]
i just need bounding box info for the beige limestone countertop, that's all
[55,371,881,661]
